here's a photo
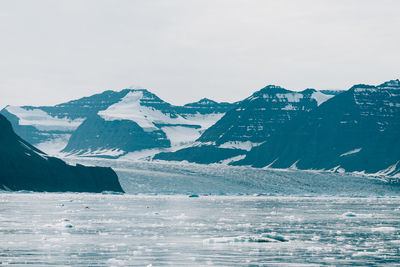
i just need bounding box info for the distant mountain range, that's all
[0,113,123,192]
[156,80,400,176]
[155,86,336,163]
[2,79,399,177]
[237,80,400,176]
[1,89,234,158]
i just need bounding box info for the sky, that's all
[0,0,399,109]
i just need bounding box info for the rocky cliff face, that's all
[0,114,124,192]
[154,86,335,164]
[198,86,334,144]
[237,80,400,176]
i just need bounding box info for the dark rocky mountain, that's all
[154,86,335,164]
[236,80,400,176]
[0,90,130,146]
[176,98,236,115]
[0,114,124,192]
[319,90,344,96]
[1,89,234,158]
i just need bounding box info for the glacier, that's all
[63,157,400,196]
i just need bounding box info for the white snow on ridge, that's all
[371,161,399,176]
[6,106,84,131]
[161,126,201,146]
[219,155,246,165]
[35,134,71,156]
[311,91,335,106]
[219,141,263,151]
[98,91,224,132]
[98,91,180,131]
[276,93,303,102]
[182,113,224,129]
[340,148,362,157]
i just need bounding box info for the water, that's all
[1,193,399,266]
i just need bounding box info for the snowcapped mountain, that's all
[0,89,132,154]
[0,113,123,192]
[236,79,400,176]
[1,89,234,158]
[154,85,336,164]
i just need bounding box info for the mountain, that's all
[154,85,336,164]
[0,89,131,154]
[236,79,400,176]
[63,90,235,157]
[0,114,123,192]
[1,89,234,158]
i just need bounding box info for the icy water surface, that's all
[1,193,399,266]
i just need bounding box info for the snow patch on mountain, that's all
[98,91,185,131]
[219,141,263,151]
[219,155,246,165]
[35,134,71,156]
[182,113,225,129]
[98,91,224,133]
[371,161,399,176]
[275,93,303,102]
[311,91,335,106]
[6,106,84,131]
[161,126,201,146]
[340,148,362,157]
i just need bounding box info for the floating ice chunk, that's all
[203,233,287,244]
[342,212,357,217]
[371,227,397,233]
[107,258,126,266]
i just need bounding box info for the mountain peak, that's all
[121,88,151,94]
[184,98,220,107]
[198,98,218,105]
[378,79,400,89]
[256,85,291,94]
[300,88,317,94]
[260,85,286,91]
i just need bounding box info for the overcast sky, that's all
[0,0,399,108]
